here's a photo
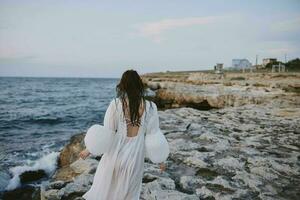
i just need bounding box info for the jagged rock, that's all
[58,133,85,168]
[168,139,201,152]
[52,166,79,182]
[179,176,204,193]
[196,186,214,199]
[141,176,198,200]
[232,171,262,192]
[215,157,244,172]
[53,158,98,182]
[42,189,61,200]
[249,166,278,181]
[183,154,208,168]
[142,173,158,183]
[46,181,67,190]
[57,173,93,200]
[70,158,98,174]
[53,133,87,182]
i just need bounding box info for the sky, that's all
[0,0,299,78]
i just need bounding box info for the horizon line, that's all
[0,75,120,79]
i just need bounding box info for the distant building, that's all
[214,63,223,74]
[272,63,285,73]
[232,59,252,69]
[262,58,277,67]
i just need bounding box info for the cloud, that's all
[136,16,222,43]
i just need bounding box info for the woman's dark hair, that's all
[116,69,146,126]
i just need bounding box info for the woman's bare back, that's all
[122,99,145,138]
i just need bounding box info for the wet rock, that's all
[2,185,40,200]
[19,169,47,184]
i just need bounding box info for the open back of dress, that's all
[122,100,145,138]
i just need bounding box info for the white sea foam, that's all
[5,152,59,191]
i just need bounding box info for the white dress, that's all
[82,98,169,200]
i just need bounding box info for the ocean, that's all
[0,77,118,191]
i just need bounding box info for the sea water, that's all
[0,77,118,191]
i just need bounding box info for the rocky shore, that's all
[3,71,300,200]
[40,104,299,200]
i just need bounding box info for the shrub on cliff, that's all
[265,58,300,71]
[286,58,300,71]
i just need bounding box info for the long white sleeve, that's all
[103,99,118,132]
[145,102,170,163]
[84,99,118,156]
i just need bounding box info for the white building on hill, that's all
[214,63,223,74]
[232,59,252,69]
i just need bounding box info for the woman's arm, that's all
[159,162,166,172]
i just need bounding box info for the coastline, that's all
[2,71,300,200]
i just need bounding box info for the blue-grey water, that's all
[0,77,118,191]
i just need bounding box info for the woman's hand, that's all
[79,149,90,160]
[159,163,166,173]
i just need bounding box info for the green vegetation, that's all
[266,58,300,71]
[286,58,300,71]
